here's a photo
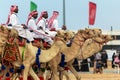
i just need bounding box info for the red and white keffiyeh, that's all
[26,10,38,25]
[6,5,18,25]
[47,11,59,29]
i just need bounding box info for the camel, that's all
[0,25,75,80]
[0,26,112,80]
[12,30,97,80]
[33,28,111,80]
[43,29,97,80]
[0,25,66,80]
[47,28,113,80]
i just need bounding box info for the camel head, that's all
[65,30,75,38]
[78,28,113,60]
[85,28,102,38]
[77,29,99,40]
[101,35,113,42]
[64,30,75,41]
[74,29,87,41]
[56,30,75,42]
[56,30,66,38]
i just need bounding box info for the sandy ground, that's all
[0,61,119,80]
[63,61,120,80]
[63,73,120,80]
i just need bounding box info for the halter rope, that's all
[72,33,85,59]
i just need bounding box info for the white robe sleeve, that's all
[28,19,37,30]
[37,20,46,31]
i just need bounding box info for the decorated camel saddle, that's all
[2,42,20,63]
[0,25,20,65]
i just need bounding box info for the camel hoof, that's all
[77,76,81,80]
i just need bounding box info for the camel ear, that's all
[1,25,4,31]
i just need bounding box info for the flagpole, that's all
[63,0,66,25]
[111,26,113,50]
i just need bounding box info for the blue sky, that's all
[0,0,120,31]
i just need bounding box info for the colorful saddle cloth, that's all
[3,42,20,63]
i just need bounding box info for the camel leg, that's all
[49,60,59,80]
[59,71,63,80]
[60,71,70,80]
[59,67,71,80]
[11,73,19,80]
[58,67,64,80]
[50,65,59,80]
[27,56,40,80]
[61,71,71,80]
[48,52,62,80]
[2,66,9,80]
[22,63,30,80]
[67,61,81,80]
[29,67,39,80]
[114,65,117,73]
[44,70,51,80]
[22,56,33,80]
[117,64,119,74]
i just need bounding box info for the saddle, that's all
[17,37,42,48]
[17,36,26,47]
[17,36,51,49]
[33,38,51,49]
[2,42,20,64]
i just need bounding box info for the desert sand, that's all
[63,61,120,80]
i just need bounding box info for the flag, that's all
[89,2,96,25]
[30,1,37,12]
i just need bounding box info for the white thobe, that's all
[28,18,53,45]
[8,13,34,41]
[49,19,61,30]
[37,17,57,38]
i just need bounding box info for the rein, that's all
[72,33,85,59]
[92,37,107,46]
[72,34,85,48]
[54,37,66,44]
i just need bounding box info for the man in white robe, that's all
[47,11,61,31]
[27,10,53,45]
[36,11,57,38]
[6,5,34,42]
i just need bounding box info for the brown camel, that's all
[0,25,65,80]
[47,28,112,80]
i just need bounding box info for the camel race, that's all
[0,0,120,80]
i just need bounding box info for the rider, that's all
[47,11,61,31]
[6,5,34,42]
[27,10,53,46]
[36,11,57,38]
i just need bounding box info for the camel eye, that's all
[8,29,11,32]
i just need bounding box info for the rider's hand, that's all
[45,32,48,34]
[50,28,56,31]
[21,24,28,29]
[30,30,33,32]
